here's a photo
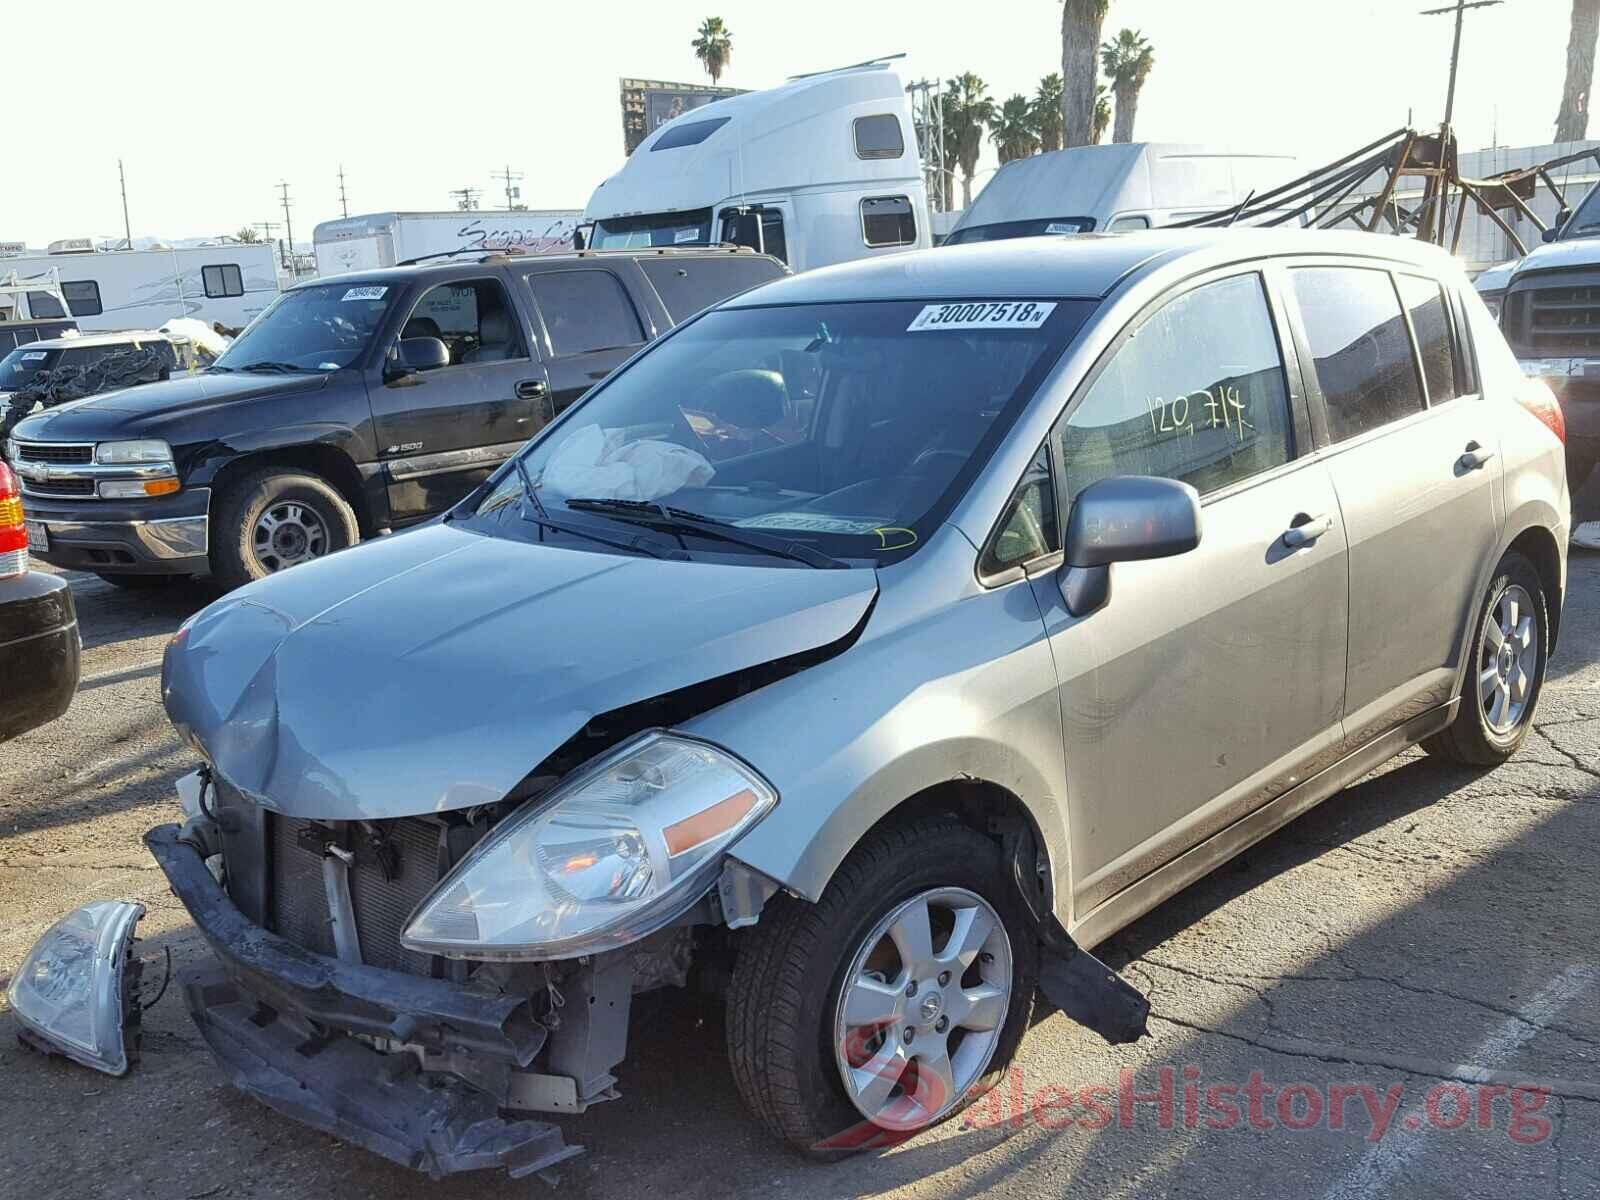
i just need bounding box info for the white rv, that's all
[944,144,1301,244]
[0,242,278,331]
[311,210,584,277]
[583,61,931,272]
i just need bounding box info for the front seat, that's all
[464,310,515,363]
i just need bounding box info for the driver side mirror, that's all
[1056,475,1202,616]
[385,336,449,383]
[1545,208,1572,243]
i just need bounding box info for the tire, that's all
[1423,551,1548,766]
[93,573,178,590]
[210,468,359,592]
[726,819,1038,1155]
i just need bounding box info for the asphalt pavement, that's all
[3,479,1599,1199]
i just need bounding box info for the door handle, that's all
[1282,512,1333,548]
[515,379,548,400]
[1458,441,1495,471]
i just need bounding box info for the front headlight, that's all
[8,900,146,1075]
[403,732,777,960]
[95,439,173,465]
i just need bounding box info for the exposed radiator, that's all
[268,815,446,977]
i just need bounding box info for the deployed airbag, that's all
[541,425,715,502]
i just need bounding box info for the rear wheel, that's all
[726,820,1037,1154]
[211,469,359,591]
[1423,551,1548,766]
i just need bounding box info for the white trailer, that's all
[945,144,1301,244]
[583,60,931,272]
[0,243,278,331]
[311,210,583,277]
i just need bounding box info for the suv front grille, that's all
[268,815,447,977]
[12,441,94,465]
[21,477,95,498]
[1506,271,1600,357]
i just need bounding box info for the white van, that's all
[944,143,1300,244]
[583,61,930,272]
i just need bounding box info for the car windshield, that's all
[589,208,714,250]
[0,346,61,389]
[468,299,1093,563]
[945,217,1096,245]
[1568,185,1600,234]
[212,282,395,372]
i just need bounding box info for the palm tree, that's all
[990,95,1041,164]
[1060,0,1110,148]
[1556,0,1600,142]
[1101,28,1155,144]
[691,17,733,86]
[1093,84,1111,145]
[1032,73,1064,152]
[234,226,261,243]
[944,73,996,208]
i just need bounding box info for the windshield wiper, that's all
[512,456,548,521]
[563,498,847,568]
[495,470,685,560]
[237,361,309,374]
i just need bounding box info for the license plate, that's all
[24,519,46,551]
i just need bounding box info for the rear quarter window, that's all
[640,256,785,323]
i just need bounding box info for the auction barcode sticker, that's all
[908,301,1056,332]
[342,286,387,301]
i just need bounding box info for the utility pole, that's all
[1420,0,1504,130]
[337,165,350,218]
[253,221,281,245]
[492,165,524,210]
[117,159,133,249]
[449,186,482,211]
[276,182,296,275]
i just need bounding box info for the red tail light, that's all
[1516,379,1566,444]
[0,461,26,578]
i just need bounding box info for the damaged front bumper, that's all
[144,824,581,1180]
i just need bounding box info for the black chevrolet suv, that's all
[6,247,785,590]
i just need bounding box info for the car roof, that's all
[294,247,782,290]
[721,229,1464,308]
[9,330,172,352]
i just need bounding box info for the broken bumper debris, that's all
[143,824,581,1180]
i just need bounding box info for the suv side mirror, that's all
[1545,208,1572,243]
[386,336,449,383]
[1543,226,1562,244]
[1057,475,1201,616]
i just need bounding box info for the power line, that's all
[337,165,350,219]
[276,181,296,274]
[1420,0,1504,130]
[450,186,483,211]
[492,165,523,210]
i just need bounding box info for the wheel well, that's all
[209,446,373,536]
[1507,526,1563,650]
[857,779,1056,915]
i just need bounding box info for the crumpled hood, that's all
[11,371,328,442]
[1511,236,1600,279]
[163,522,877,820]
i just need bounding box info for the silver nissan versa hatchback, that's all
[135,230,1567,1176]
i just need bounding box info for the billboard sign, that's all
[620,78,746,155]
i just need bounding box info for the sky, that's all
[1,0,1585,248]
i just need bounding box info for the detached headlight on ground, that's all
[403,733,776,960]
[8,900,145,1075]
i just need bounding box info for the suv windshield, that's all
[945,217,1096,245]
[0,346,61,389]
[470,299,1092,563]
[213,282,395,373]
[1565,184,1600,237]
[590,209,714,250]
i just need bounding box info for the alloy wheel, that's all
[252,501,329,573]
[1479,583,1537,734]
[832,886,1012,1131]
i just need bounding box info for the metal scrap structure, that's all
[1170,127,1600,258]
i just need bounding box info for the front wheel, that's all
[211,469,360,591]
[1423,551,1548,766]
[726,820,1037,1154]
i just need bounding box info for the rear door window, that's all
[640,257,784,322]
[1062,272,1295,501]
[1395,273,1462,404]
[1290,267,1425,441]
[528,270,646,356]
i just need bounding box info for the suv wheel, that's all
[212,469,359,591]
[726,820,1037,1154]
[1423,551,1549,766]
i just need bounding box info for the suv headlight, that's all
[95,439,173,465]
[403,732,777,960]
